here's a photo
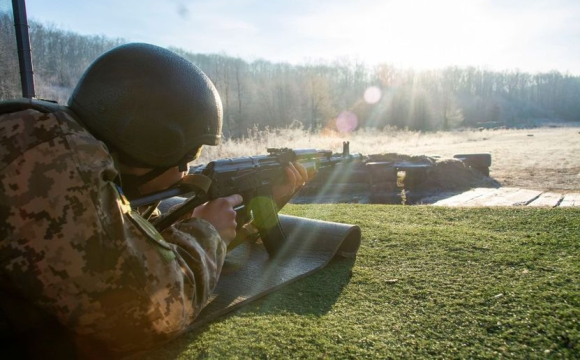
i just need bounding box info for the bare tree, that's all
[5,16,580,128]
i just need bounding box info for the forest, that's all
[2,12,580,138]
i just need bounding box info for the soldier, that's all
[0,43,308,357]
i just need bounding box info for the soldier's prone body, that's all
[0,43,309,356]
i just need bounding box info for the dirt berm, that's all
[293,153,500,204]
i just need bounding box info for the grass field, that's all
[146,204,580,359]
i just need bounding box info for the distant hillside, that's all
[1,13,579,136]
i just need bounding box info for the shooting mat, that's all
[190,214,361,327]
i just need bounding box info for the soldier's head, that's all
[68,43,223,196]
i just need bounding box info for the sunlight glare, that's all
[298,0,514,70]
[335,111,358,133]
[364,86,382,104]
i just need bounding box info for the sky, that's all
[22,0,580,74]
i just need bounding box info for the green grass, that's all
[146,205,580,359]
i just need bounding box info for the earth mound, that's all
[293,153,499,204]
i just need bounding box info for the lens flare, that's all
[364,86,382,104]
[335,111,358,133]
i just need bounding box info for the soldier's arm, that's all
[71,170,227,354]
[92,182,227,353]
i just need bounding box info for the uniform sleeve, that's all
[0,110,226,353]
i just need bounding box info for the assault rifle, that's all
[129,142,363,257]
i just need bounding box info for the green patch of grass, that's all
[146,205,580,359]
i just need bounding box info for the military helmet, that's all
[68,43,222,168]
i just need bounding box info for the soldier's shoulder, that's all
[0,98,82,130]
[0,97,63,115]
[0,98,94,169]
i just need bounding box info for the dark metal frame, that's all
[12,0,35,98]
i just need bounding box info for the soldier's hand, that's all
[272,162,315,208]
[192,194,243,245]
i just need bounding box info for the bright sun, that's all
[355,0,512,69]
[299,0,517,70]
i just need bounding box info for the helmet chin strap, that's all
[121,167,172,200]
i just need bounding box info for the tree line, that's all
[2,12,579,136]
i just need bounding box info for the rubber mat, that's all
[191,214,362,327]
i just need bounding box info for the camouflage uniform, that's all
[0,103,226,353]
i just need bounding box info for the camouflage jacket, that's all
[0,100,226,353]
